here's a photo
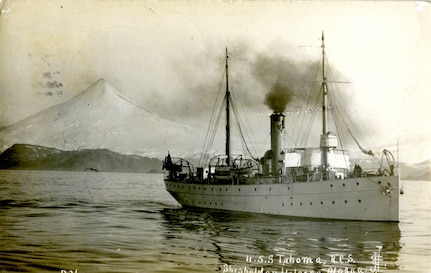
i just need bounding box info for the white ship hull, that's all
[165,175,399,222]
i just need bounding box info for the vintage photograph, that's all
[0,1,430,272]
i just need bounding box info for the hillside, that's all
[400,159,431,181]
[0,144,162,173]
[0,79,207,158]
[1,143,429,179]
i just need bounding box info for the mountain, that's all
[0,79,205,158]
[400,159,431,181]
[351,157,430,181]
[0,143,162,173]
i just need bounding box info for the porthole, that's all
[282,203,285,206]
[356,182,359,186]
[358,199,362,203]
[320,201,323,205]
[300,202,303,206]
[219,188,222,191]
[269,187,272,191]
[330,184,333,187]
[238,188,241,192]
[291,202,293,206]
[345,200,348,204]
[332,201,335,204]
[255,188,257,191]
[342,183,345,187]
[310,202,312,205]
[226,188,228,191]
[378,181,381,184]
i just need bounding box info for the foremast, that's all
[320,31,331,173]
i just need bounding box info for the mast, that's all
[321,32,328,135]
[225,48,231,165]
[321,31,329,169]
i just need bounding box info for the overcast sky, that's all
[0,0,430,162]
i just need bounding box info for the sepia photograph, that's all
[0,0,430,272]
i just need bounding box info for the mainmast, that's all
[225,48,231,165]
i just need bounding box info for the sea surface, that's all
[0,170,429,273]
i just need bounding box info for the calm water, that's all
[0,170,429,273]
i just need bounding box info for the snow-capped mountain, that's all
[0,79,205,158]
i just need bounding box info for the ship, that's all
[162,33,399,222]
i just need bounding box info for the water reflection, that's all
[161,208,401,272]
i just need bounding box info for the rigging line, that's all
[328,95,351,168]
[330,85,375,153]
[304,60,321,135]
[295,63,313,143]
[291,67,310,146]
[200,105,220,165]
[228,69,260,157]
[199,66,227,166]
[348,128,374,156]
[295,62,321,147]
[201,99,225,166]
[259,131,271,156]
[329,87,374,162]
[306,109,318,148]
[230,94,259,156]
[231,71,256,155]
[303,66,322,146]
[209,100,225,157]
[231,99,256,159]
[326,85,356,151]
[282,129,297,148]
[290,97,307,146]
[322,58,352,135]
[351,112,375,153]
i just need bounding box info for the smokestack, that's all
[270,113,284,176]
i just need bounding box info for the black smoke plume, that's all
[250,52,312,113]
[264,82,293,113]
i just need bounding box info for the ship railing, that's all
[348,167,397,178]
[291,169,349,182]
[292,172,329,182]
[163,156,196,182]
